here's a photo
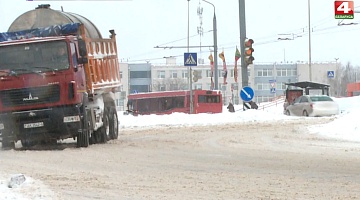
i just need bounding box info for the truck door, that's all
[71,42,86,97]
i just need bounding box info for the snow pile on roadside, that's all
[0,174,57,200]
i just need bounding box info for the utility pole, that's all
[239,0,248,87]
[188,0,194,114]
[202,0,218,90]
[334,58,339,96]
[308,0,312,81]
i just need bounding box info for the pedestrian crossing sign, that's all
[327,71,335,78]
[184,53,197,66]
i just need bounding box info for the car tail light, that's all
[310,103,314,108]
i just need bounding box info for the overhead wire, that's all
[127,12,359,63]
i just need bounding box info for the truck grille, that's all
[0,85,60,107]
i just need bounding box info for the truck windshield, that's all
[0,40,69,74]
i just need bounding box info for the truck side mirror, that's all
[77,39,88,64]
[78,39,87,57]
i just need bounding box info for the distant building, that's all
[118,58,337,110]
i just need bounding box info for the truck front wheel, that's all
[97,110,109,144]
[2,138,15,150]
[77,110,90,148]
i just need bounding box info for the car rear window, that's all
[310,96,333,102]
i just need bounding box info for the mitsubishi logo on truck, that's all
[23,93,39,101]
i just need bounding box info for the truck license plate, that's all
[24,122,44,129]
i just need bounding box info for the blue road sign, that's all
[184,53,197,66]
[240,86,254,102]
[327,71,335,78]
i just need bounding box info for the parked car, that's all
[285,95,339,117]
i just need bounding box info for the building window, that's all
[277,69,288,77]
[159,84,166,91]
[263,70,268,77]
[158,71,165,79]
[256,69,273,77]
[182,84,189,90]
[276,82,287,90]
[182,70,188,79]
[194,84,202,90]
[257,70,262,77]
[230,69,234,77]
[231,83,239,90]
[120,71,123,79]
[263,83,270,90]
[219,83,227,91]
[171,70,178,78]
[256,96,272,103]
[130,71,151,78]
[170,84,178,90]
[256,83,271,90]
[206,70,212,77]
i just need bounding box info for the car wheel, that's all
[285,110,290,116]
[303,110,309,117]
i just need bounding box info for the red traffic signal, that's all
[244,39,254,65]
[245,39,254,47]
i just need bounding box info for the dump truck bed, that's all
[84,36,121,95]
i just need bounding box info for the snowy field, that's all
[1,95,359,198]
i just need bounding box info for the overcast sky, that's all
[1,0,360,66]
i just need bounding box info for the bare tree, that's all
[152,78,187,91]
[334,62,360,97]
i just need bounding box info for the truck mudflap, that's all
[0,105,82,143]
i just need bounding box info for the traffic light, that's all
[244,39,254,65]
[192,70,202,82]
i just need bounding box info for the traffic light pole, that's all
[213,7,218,90]
[239,0,248,87]
[188,0,194,114]
[239,0,249,111]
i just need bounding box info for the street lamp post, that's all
[187,0,194,114]
[202,0,218,90]
[334,58,339,96]
[308,0,312,81]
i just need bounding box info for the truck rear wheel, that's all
[2,131,15,150]
[109,107,119,140]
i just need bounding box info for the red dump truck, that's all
[0,4,121,149]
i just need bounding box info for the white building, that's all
[117,58,337,110]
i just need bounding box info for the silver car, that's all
[285,95,339,117]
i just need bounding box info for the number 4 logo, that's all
[335,1,354,19]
